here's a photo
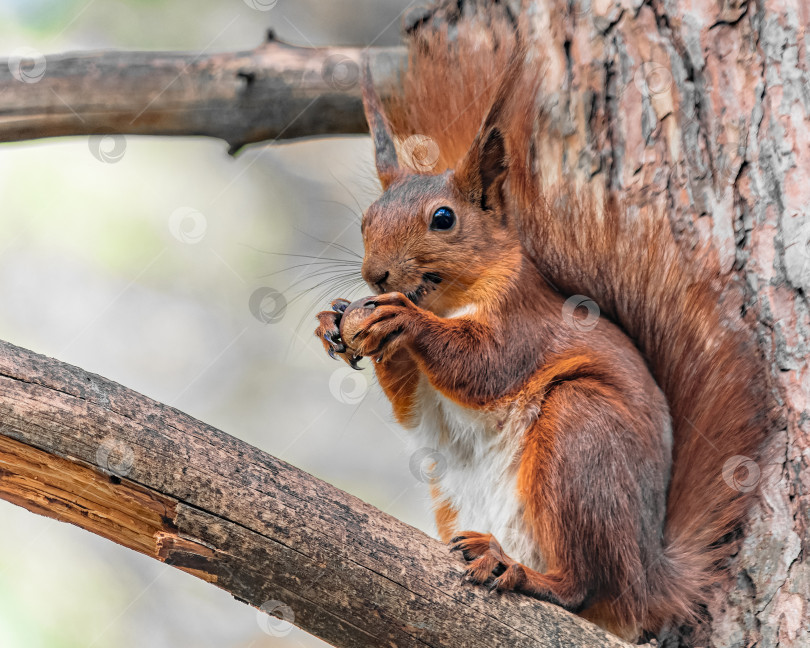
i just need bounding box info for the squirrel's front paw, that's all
[315,298,362,368]
[348,292,420,363]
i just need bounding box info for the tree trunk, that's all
[519,0,808,646]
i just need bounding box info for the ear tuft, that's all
[453,44,537,213]
[361,59,400,189]
[455,126,508,211]
[478,128,507,210]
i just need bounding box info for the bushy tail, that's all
[520,193,773,629]
[384,1,518,173]
[387,3,775,632]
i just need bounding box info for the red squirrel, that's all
[314,16,771,641]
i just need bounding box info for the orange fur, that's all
[385,4,517,172]
[373,349,421,425]
[430,484,459,543]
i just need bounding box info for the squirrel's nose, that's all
[371,270,389,292]
[363,266,390,293]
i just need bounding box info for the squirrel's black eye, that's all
[430,207,456,231]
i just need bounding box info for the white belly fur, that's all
[406,376,544,571]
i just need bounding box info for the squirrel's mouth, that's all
[405,272,442,305]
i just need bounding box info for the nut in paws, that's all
[348,292,419,362]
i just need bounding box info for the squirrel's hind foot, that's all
[451,531,524,589]
[450,531,588,612]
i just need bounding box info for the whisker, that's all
[307,278,364,306]
[293,276,367,333]
[316,199,363,225]
[257,260,361,279]
[287,275,365,311]
[283,269,362,294]
[329,168,366,216]
[291,226,363,259]
[239,243,358,264]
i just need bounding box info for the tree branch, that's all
[0,338,629,648]
[0,38,404,152]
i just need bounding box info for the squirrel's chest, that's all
[406,377,541,568]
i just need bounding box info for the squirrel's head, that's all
[360,64,525,317]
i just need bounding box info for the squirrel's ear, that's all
[456,45,534,211]
[361,61,400,190]
[456,126,508,212]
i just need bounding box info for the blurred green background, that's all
[0,1,435,646]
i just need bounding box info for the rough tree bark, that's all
[0,339,629,648]
[0,0,807,647]
[518,1,808,646]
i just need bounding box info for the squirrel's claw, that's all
[331,298,351,313]
[450,530,528,594]
[315,307,350,362]
[323,331,347,354]
[364,292,413,310]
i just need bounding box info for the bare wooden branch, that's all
[0,39,404,152]
[0,338,629,648]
